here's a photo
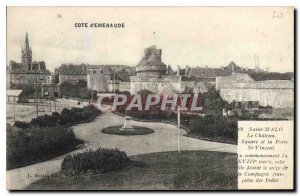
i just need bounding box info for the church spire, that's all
[24,32,30,51]
[21,32,32,70]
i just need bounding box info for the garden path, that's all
[7,107,237,190]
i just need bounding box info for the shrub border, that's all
[112,111,237,145]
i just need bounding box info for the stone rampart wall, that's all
[216,73,294,108]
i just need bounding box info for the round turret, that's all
[135,45,167,76]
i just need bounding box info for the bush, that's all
[187,115,238,144]
[61,148,129,176]
[14,121,31,129]
[201,88,229,115]
[60,80,94,100]
[7,125,81,169]
[30,114,60,127]
[28,105,100,128]
[7,105,99,169]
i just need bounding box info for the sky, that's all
[7,7,294,72]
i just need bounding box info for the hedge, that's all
[61,148,129,176]
[14,104,100,128]
[7,125,82,169]
[8,104,100,169]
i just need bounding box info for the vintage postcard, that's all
[6,7,294,190]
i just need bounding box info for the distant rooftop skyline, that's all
[7,7,294,73]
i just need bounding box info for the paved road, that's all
[6,109,237,189]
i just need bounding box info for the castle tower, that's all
[21,32,32,71]
[135,45,167,76]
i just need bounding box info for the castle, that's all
[8,33,50,87]
[6,34,294,109]
[130,45,209,94]
[129,46,294,109]
[83,46,211,95]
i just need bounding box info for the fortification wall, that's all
[217,80,293,89]
[130,75,210,95]
[220,88,294,108]
[130,81,181,94]
[180,81,208,93]
[130,75,181,94]
[87,74,109,92]
[119,81,131,92]
[130,75,181,83]
[216,73,294,108]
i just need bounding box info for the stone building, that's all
[8,33,50,87]
[86,67,132,93]
[184,61,269,84]
[58,63,134,88]
[216,73,294,108]
[40,84,61,98]
[130,45,210,95]
[87,67,116,92]
[130,45,182,94]
[58,63,87,84]
[6,89,23,103]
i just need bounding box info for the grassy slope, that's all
[27,151,237,190]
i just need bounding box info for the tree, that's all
[60,81,92,99]
[202,88,229,115]
[137,89,154,96]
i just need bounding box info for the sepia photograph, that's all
[5,6,294,190]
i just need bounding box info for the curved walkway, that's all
[7,109,237,190]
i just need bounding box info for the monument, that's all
[120,116,135,131]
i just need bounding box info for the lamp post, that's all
[49,94,51,112]
[113,67,116,94]
[35,78,45,117]
[35,78,39,118]
[177,94,183,154]
[91,78,93,104]
[177,101,180,153]
[13,98,16,123]
[53,84,56,112]
[176,75,182,153]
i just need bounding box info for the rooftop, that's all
[7,89,23,97]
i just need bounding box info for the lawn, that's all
[101,125,154,136]
[26,151,237,190]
